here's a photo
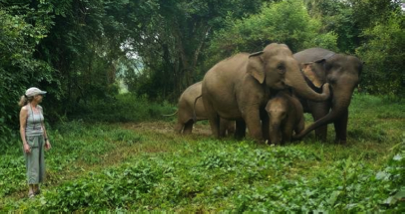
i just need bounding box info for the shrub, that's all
[206,0,338,66]
[71,93,175,123]
[356,11,405,98]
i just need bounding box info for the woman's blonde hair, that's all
[18,95,34,107]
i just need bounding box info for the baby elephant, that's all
[265,91,305,144]
[170,82,235,135]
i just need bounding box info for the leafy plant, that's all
[356,11,405,98]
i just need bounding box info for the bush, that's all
[0,8,55,148]
[378,135,405,211]
[71,93,175,123]
[356,11,405,98]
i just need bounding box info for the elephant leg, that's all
[244,109,263,143]
[209,116,221,137]
[311,103,330,141]
[204,99,221,138]
[205,111,220,138]
[234,119,246,140]
[221,119,235,136]
[261,112,270,142]
[226,121,236,136]
[334,109,348,144]
[174,122,184,134]
[219,119,227,137]
[282,124,294,144]
[183,120,194,135]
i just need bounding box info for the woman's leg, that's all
[36,136,45,194]
[25,136,42,196]
[33,184,40,194]
[28,184,34,197]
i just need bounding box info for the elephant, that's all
[201,43,330,142]
[265,90,304,144]
[168,82,235,135]
[293,48,363,143]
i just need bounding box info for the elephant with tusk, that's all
[293,48,363,144]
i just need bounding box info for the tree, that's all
[34,0,128,116]
[0,1,55,148]
[206,0,338,65]
[0,0,129,147]
[356,11,405,97]
[305,0,402,53]
[113,0,275,101]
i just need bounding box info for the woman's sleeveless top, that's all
[26,105,44,136]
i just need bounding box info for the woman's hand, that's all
[45,140,51,151]
[24,143,31,154]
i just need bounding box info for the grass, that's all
[0,93,404,213]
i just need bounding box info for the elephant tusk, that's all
[249,51,264,58]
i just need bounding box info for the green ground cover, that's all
[0,94,404,213]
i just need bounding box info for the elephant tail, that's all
[193,95,203,122]
[162,110,178,117]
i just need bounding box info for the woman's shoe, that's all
[28,192,35,198]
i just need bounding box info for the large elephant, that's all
[169,82,235,135]
[293,48,363,143]
[265,90,304,144]
[201,43,330,142]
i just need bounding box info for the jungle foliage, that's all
[0,0,404,144]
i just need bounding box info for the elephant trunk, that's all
[295,91,352,140]
[284,67,330,102]
[269,122,282,144]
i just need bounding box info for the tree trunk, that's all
[173,23,212,90]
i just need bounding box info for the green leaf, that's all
[393,154,402,161]
[328,191,341,205]
[376,171,389,180]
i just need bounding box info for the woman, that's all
[19,87,51,198]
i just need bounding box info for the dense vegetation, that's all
[1,0,404,212]
[0,94,404,213]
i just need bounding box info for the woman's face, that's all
[34,94,44,103]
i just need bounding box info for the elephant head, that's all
[294,48,363,139]
[247,43,330,102]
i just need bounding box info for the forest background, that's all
[0,0,404,146]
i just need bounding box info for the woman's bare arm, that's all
[20,107,30,153]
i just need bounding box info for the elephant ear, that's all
[301,63,323,88]
[247,52,265,84]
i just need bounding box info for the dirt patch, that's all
[119,121,212,136]
[120,121,173,133]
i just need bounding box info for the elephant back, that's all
[180,82,207,119]
[294,48,335,64]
